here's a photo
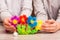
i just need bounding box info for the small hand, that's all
[3,18,16,33]
[42,20,60,32]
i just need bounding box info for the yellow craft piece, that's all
[35,20,43,30]
[13,19,18,24]
[38,20,43,25]
[36,26,40,30]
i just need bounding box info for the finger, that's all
[45,20,55,24]
[6,28,12,31]
[50,24,57,27]
[10,25,16,32]
[4,24,12,29]
[42,26,57,32]
[4,24,16,31]
[6,29,14,33]
[44,21,56,27]
[42,23,50,28]
[5,25,16,32]
[7,28,15,32]
[3,22,11,26]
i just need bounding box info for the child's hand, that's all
[42,20,60,33]
[3,18,16,33]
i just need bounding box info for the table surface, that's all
[0,23,60,40]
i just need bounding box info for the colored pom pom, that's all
[27,16,37,28]
[13,32,18,37]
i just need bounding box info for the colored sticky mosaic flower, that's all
[27,16,37,28]
[10,15,42,35]
[19,15,28,24]
[11,16,19,27]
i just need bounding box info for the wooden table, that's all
[0,23,60,40]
